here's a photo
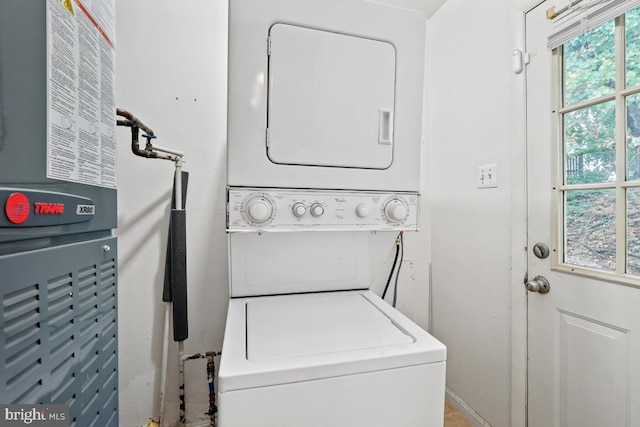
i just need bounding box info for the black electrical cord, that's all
[382,231,402,302]
[392,231,404,308]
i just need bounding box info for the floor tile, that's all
[444,401,473,427]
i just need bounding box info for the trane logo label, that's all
[5,193,30,224]
[76,205,95,215]
[34,202,65,214]
[2,189,95,227]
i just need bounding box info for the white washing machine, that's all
[219,189,447,426]
[218,290,446,426]
[221,0,445,425]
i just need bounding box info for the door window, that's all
[556,6,640,278]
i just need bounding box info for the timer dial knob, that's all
[292,202,307,217]
[384,199,408,223]
[311,203,324,217]
[245,196,273,224]
[355,203,370,218]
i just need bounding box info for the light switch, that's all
[478,164,498,188]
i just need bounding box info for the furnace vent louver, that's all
[0,238,118,427]
[3,283,43,402]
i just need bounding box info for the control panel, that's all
[227,188,419,232]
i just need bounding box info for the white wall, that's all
[115,2,432,426]
[115,1,523,426]
[428,1,516,426]
[115,1,228,425]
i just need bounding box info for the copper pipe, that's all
[116,108,154,136]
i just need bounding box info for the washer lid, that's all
[246,293,412,361]
[219,291,446,392]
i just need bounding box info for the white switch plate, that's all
[478,163,498,188]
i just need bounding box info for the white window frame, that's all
[551,9,640,286]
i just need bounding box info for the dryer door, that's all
[267,24,396,169]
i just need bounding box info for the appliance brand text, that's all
[34,202,64,215]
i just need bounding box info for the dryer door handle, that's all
[379,109,393,145]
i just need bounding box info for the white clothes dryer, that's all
[222,0,445,424]
[227,0,426,192]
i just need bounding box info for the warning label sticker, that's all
[46,0,116,189]
[62,0,75,15]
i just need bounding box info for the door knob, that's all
[526,275,550,294]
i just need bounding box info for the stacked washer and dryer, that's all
[219,0,446,425]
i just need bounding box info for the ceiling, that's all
[371,0,448,17]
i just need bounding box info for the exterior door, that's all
[526,2,640,426]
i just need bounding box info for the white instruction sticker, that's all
[46,0,116,189]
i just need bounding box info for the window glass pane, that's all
[564,20,615,105]
[626,6,640,89]
[565,189,616,271]
[628,188,640,275]
[564,101,616,184]
[627,93,640,180]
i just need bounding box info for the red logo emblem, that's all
[5,192,30,224]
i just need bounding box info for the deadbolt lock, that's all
[532,243,550,259]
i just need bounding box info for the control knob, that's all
[245,196,273,224]
[310,203,324,217]
[355,203,369,218]
[292,202,307,218]
[384,199,408,223]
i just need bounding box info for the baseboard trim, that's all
[445,388,492,427]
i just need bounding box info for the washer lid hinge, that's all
[267,36,271,56]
